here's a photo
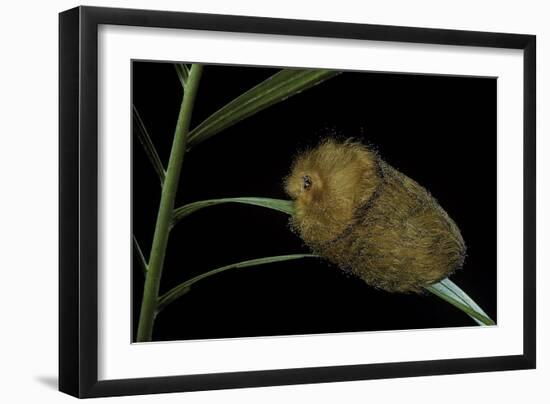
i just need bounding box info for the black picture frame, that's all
[59,5,536,398]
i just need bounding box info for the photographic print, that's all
[131,61,497,343]
[60,7,535,397]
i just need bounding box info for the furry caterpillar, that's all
[285,139,466,293]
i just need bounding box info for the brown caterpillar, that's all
[285,139,466,293]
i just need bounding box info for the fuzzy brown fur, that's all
[285,139,466,293]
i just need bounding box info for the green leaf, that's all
[157,254,318,312]
[425,278,495,326]
[174,63,190,89]
[172,197,294,226]
[187,69,341,148]
[132,234,148,276]
[132,105,166,186]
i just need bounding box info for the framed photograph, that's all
[59,6,536,398]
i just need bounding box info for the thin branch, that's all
[172,197,294,227]
[156,254,319,312]
[132,234,148,276]
[133,105,166,186]
[174,63,190,89]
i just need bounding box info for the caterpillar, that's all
[285,139,466,293]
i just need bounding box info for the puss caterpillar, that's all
[285,139,466,293]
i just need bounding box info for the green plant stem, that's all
[136,64,204,342]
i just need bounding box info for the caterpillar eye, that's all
[303,175,312,190]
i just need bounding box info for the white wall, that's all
[0,0,547,402]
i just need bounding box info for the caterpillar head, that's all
[285,139,380,246]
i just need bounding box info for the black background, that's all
[132,61,496,342]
